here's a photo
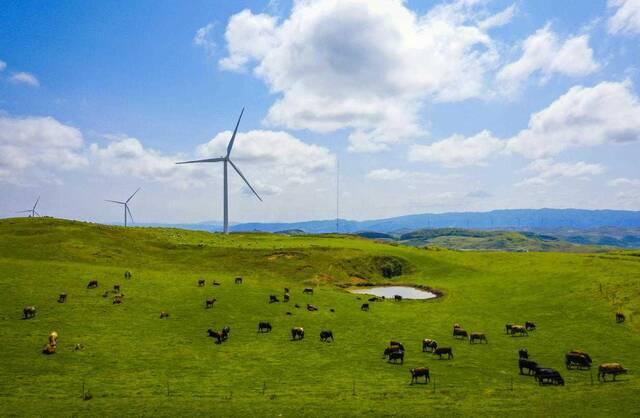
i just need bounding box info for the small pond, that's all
[348,286,438,300]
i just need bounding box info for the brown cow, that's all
[160,311,170,319]
[469,332,487,344]
[598,363,628,381]
[509,325,528,336]
[410,367,430,384]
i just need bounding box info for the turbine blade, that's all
[34,211,40,217]
[226,108,244,158]
[126,205,134,224]
[126,187,140,203]
[175,157,225,164]
[16,210,31,213]
[33,196,40,211]
[228,159,262,202]
[105,199,125,204]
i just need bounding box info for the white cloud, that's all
[479,4,516,30]
[0,115,87,184]
[409,130,504,167]
[507,81,640,159]
[517,159,605,186]
[219,0,506,152]
[0,60,6,71]
[366,168,408,180]
[609,177,640,187]
[9,71,39,87]
[497,24,598,94]
[608,0,640,35]
[90,130,335,195]
[193,23,217,55]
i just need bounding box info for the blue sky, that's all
[1,0,640,224]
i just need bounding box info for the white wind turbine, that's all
[17,196,41,217]
[105,188,140,227]
[175,108,262,234]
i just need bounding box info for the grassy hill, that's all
[1,218,639,417]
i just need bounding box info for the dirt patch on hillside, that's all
[266,251,303,261]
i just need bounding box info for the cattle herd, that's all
[21,271,630,388]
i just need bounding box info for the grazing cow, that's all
[598,363,628,381]
[235,277,242,284]
[286,311,292,316]
[525,321,536,331]
[566,352,592,370]
[294,304,301,309]
[57,293,67,303]
[368,296,382,302]
[205,298,217,308]
[284,288,289,293]
[509,325,528,336]
[283,293,290,302]
[207,329,226,344]
[394,295,402,302]
[410,367,430,384]
[505,323,514,334]
[160,311,170,319]
[383,346,402,358]
[519,358,538,375]
[569,350,592,364]
[198,279,205,287]
[291,327,305,340]
[330,308,335,313]
[258,322,272,333]
[422,339,438,352]
[23,306,36,319]
[453,328,469,339]
[113,295,123,304]
[361,303,369,311]
[535,368,564,385]
[387,350,404,364]
[87,280,98,289]
[519,348,529,359]
[307,304,318,311]
[124,270,132,279]
[434,347,453,359]
[269,295,280,303]
[616,312,626,323]
[213,281,221,286]
[320,330,334,342]
[113,284,120,293]
[303,288,314,295]
[469,332,487,344]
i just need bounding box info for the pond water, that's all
[348,286,438,300]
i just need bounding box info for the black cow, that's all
[291,327,305,340]
[505,323,513,334]
[616,312,626,323]
[303,288,314,294]
[160,311,170,319]
[434,347,453,359]
[258,322,272,333]
[390,341,405,351]
[469,332,487,344]
[198,279,205,287]
[525,321,536,331]
[269,295,280,303]
[284,287,289,293]
[519,358,538,375]
[87,280,98,288]
[213,281,221,286]
[205,298,216,308]
[535,368,564,385]
[394,295,402,302]
[320,330,334,342]
[388,350,404,364]
[509,325,528,336]
[453,328,469,339]
[566,351,592,370]
[23,306,36,319]
[283,293,290,302]
[306,304,318,311]
[57,293,67,303]
[410,367,430,384]
[235,277,242,284]
[422,339,438,352]
[361,303,369,311]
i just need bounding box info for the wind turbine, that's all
[17,197,40,217]
[175,108,262,234]
[105,188,140,227]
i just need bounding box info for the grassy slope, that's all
[0,218,639,417]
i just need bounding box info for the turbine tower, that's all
[175,108,262,234]
[17,196,40,217]
[105,188,140,227]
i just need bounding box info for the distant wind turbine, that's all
[105,188,140,227]
[175,108,262,234]
[17,196,40,217]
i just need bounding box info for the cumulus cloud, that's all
[9,71,39,87]
[608,0,640,35]
[517,159,605,187]
[0,115,87,184]
[366,168,408,181]
[219,0,507,152]
[497,25,598,95]
[90,130,335,195]
[409,130,504,167]
[193,23,217,55]
[609,177,640,187]
[507,81,640,159]
[479,4,516,30]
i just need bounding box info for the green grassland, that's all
[0,218,639,417]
